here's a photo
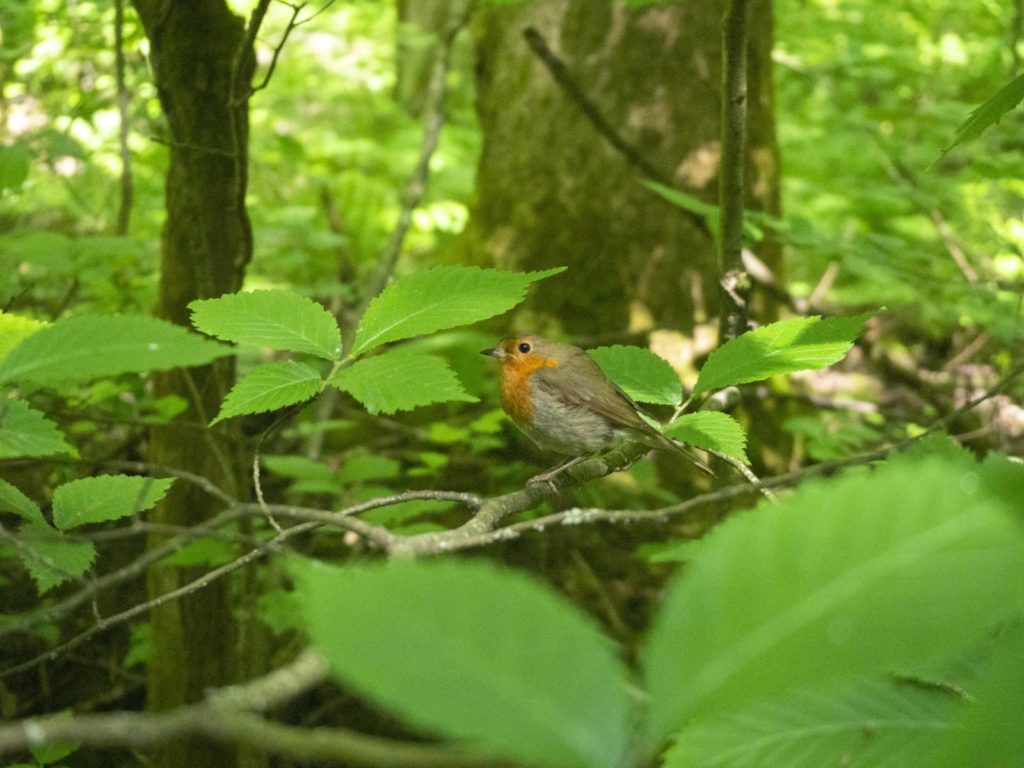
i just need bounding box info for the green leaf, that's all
[694,313,873,395]
[931,625,1024,768]
[664,412,748,463]
[52,475,175,530]
[0,398,75,458]
[643,454,1024,750]
[292,558,631,768]
[327,349,478,415]
[663,677,962,768]
[0,312,47,363]
[352,266,564,355]
[588,345,682,406]
[18,524,97,594]
[189,290,342,361]
[0,141,30,192]
[941,72,1024,159]
[0,478,44,526]
[0,315,232,385]
[211,360,323,425]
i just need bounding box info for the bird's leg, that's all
[528,455,588,488]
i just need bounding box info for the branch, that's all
[113,0,133,235]
[718,0,752,340]
[356,1,476,323]
[0,649,512,766]
[522,27,711,237]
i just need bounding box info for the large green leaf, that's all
[17,523,97,595]
[189,290,342,361]
[352,266,564,355]
[663,677,961,768]
[664,412,748,463]
[327,348,478,414]
[693,313,872,395]
[588,345,682,406]
[0,312,47,363]
[0,478,44,526]
[0,398,74,458]
[292,558,631,768]
[0,315,232,385]
[643,454,1024,751]
[211,360,323,425]
[52,475,175,530]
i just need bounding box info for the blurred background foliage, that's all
[1,0,1023,762]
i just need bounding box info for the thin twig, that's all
[113,0,133,235]
[356,1,475,324]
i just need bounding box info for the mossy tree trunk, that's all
[462,0,779,338]
[130,3,257,766]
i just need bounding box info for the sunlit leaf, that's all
[0,312,47,363]
[327,349,478,414]
[52,475,175,530]
[293,557,631,768]
[694,313,872,395]
[352,266,564,355]
[643,454,1024,750]
[211,360,323,425]
[0,398,74,458]
[189,290,342,361]
[0,315,232,385]
[588,345,682,406]
[664,412,748,463]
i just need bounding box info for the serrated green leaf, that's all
[211,360,323,425]
[189,290,342,361]
[941,72,1024,159]
[0,141,30,192]
[664,677,961,768]
[0,312,47,363]
[352,266,564,355]
[0,315,232,385]
[588,345,682,406]
[0,478,44,525]
[52,475,174,530]
[0,398,74,458]
[694,313,873,395]
[292,557,631,768]
[643,454,1024,751]
[18,524,97,594]
[327,349,478,415]
[664,412,748,463]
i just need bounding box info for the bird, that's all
[482,333,713,482]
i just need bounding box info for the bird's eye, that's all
[517,342,532,354]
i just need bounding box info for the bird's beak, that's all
[481,346,505,358]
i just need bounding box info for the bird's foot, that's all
[527,455,587,491]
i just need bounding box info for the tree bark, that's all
[462,0,780,337]
[130,2,255,766]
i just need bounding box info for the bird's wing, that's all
[532,350,651,432]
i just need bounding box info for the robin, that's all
[482,334,713,481]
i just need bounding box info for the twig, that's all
[113,0,133,235]
[356,1,475,324]
[718,0,752,341]
[522,27,710,236]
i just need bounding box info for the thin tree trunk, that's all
[130,2,255,766]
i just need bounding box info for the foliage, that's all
[941,72,1024,159]
[291,448,1024,767]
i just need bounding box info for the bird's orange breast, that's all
[499,356,558,424]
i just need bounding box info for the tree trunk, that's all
[130,2,256,766]
[462,0,779,338]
